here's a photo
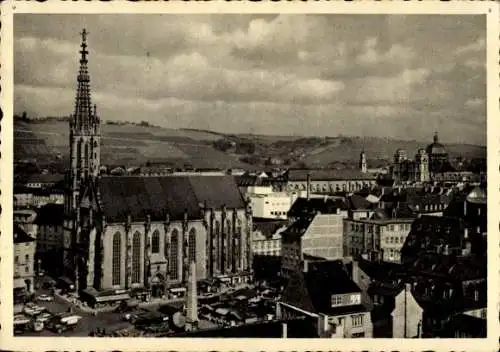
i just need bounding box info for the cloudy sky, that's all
[15,14,486,144]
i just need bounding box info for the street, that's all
[19,288,134,337]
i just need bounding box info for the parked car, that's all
[36,312,53,323]
[36,294,54,302]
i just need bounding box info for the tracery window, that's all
[131,232,141,284]
[188,228,196,265]
[151,230,160,254]
[112,232,121,286]
[170,229,179,280]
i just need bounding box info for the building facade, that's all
[343,217,415,263]
[63,30,253,299]
[246,186,297,220]
[14,225,36,297]
[285,169,377,194]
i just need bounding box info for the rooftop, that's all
[97,175,245,222]
[14,224,35,244]
[286,169,377,181]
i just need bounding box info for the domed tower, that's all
[359,149,367,173]
[415,149,430,182]
[425,132,448,173]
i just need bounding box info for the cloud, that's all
[14,14,487,145]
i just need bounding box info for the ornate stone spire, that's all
[73,28,94,132]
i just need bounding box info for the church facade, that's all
[63,30,252,297]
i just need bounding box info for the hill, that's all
[14,120,486,171]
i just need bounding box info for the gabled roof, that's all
[253,219,288,239]
[288,197,347,218]
[281,271,316,313]
[347,194,374,210]
[14,224,35,244]
[97,175,245,222]
[281,217,314,241]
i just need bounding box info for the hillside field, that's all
[14,120,486,170]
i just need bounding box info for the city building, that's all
[13,209,38,239]
[252,219,288,256]
[281,210,344,278]
[284,169,377,194]
[343,209,416,263]
[14,224,36,301]
[63,30,253,302]
[391,133,455,183]
[246,186,297,220]
[278,261,373,338]
[35,203,65,275]
[24,173,65,189]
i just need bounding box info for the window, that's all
[188,228,196,265]
[352,332,365,338]
[351,314,364,327]
[164,233,169,258]
[112,232,122,285]
[170,229,179,280]
[151,230,160,254]
[131,232,141,284]
[25,266,29,273]
[331,295,342,306]
[389,225,394,231]
[25,254,29,262]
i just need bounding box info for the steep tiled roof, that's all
[347,194,375,210]
[286,169,377,181]
[14,224,35,244]
[288,197,347,218]
[281,217,314,241]
[281,271,316,313]
[97,175,245,222]
[253,219,288,238]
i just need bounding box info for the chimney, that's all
[306,173,311,201]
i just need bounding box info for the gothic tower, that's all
[359,149,367,173]
[69,28,101,209]
[63,29,101,287]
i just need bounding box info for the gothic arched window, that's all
[131,232,141,284]
[151,230,160,254]
[164,233,169,258]
[188,228,196,265]
[170,229,179,280]
[112,232,121,286]
[84,143,89,167]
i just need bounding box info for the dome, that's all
[425,132,448,155]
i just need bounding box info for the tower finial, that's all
[80,28,89,63]
[434,131,439,143]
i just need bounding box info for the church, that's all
[62,30,253,299]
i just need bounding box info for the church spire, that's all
[73,28,94,132]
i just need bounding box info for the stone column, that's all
[163,212,171,286]
[209,210,215,276]
[125,214,132,289]
[220,206,226,275]
[182,210,189,282]
[144,214,152,289]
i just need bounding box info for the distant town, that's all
[13,29,487,339]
